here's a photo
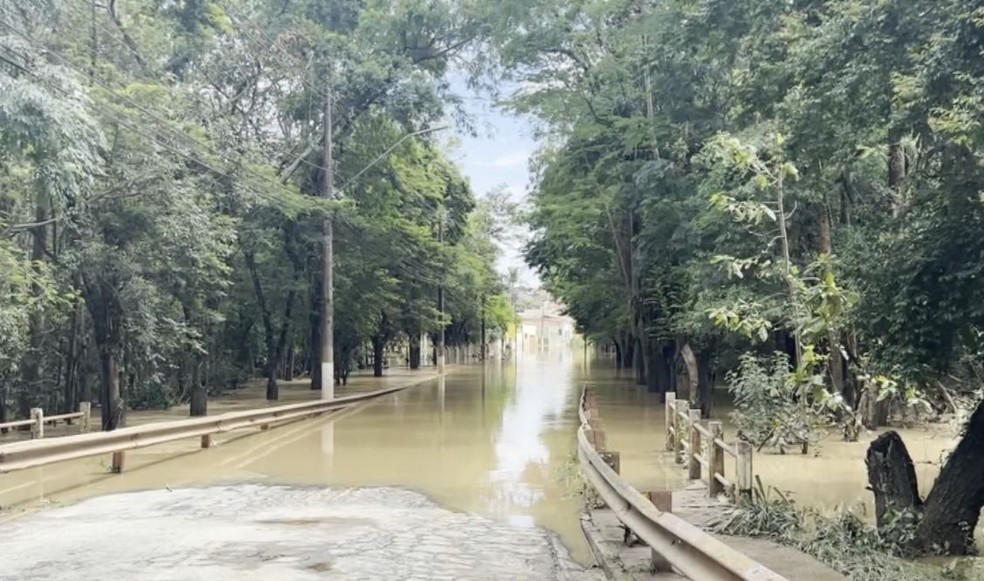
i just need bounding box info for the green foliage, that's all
[722,493,963,581]
[0,0,508,419]
[727,353,826,453]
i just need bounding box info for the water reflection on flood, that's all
[230,349,593,563]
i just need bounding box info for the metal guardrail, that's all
[0,384,410,474]
[666,393,753,498]
[577,389,785,581]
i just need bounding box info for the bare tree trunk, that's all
[818,202,846,397]
[867,400,984,555]
[409,335,421,369]
[99,348,122,430]
[189,361,206,417]
[681,342,699,405]
[372,336,384,377]
[309,274,322,390]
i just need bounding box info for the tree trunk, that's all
[634,337,645,386]
[866,431,922,528]
[697,350,713,417]
[867,400,984,555]
[309,274,322,390]
[19,206,48,417]
[189,361,207,417]
[409,335,421,369]
[644,341,659,393]
[372,336,384,377]
[622,333,635,369]
[681,342,699,406]
[99,348,122,431]
[612,337,623,367]
[913,400,984,554]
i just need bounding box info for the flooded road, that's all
[0,352,632,571]
[1,351,972,577]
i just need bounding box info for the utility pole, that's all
[320,90,335,400]
[436,209,446,374]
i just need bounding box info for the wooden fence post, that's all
[673,404,685,464]
[664,392,676,451]
[708,421,725,497]
[736,440,753,501]
[688,410,702,480]
[30,408,44,439]
[79,402,91,433]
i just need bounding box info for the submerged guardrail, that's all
[0,383,413,474]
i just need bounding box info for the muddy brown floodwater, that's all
[1,352,977,577]
[0,351,634,571]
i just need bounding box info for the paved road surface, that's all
[0,485,600,580]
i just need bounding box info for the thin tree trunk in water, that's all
[634,338,645,386]
[409,335,421,369]
[189,361,206,417]
[20,206,48,417]
[681,342,700,408]
[867,400,984,555]
[612,337,623,367]
[644,341,659,393]
[622,333,635,368]
[285,346,295,381]
[244,249,278,400]
[0,383,8,433]
[309,274,322,390]
[99,348,122,430]
[697,351,713,417]
[818,201,846,397]
[372,336,384,377]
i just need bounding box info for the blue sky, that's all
[445,79,540,287]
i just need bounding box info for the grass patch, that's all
[720,488,972,580]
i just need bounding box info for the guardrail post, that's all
[673,404,685,464]
[646,491,674,572]
[736,440,753,501]
[201,435,212,449]
[688,410,702,480]
[664,392,676,451]
[79,402,91,433]
[30,408,44,439]
[601,451,620,474]
[111,451,125,473]
[708,421,725,497]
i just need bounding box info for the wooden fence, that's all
[665,393,753,499]
[0,403,91,439]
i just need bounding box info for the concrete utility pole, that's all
[315,112,448,392]
[320,90,335,400]
[436,209,446,374]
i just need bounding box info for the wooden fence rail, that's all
[666,393,753,499]
[0,403,91,439]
